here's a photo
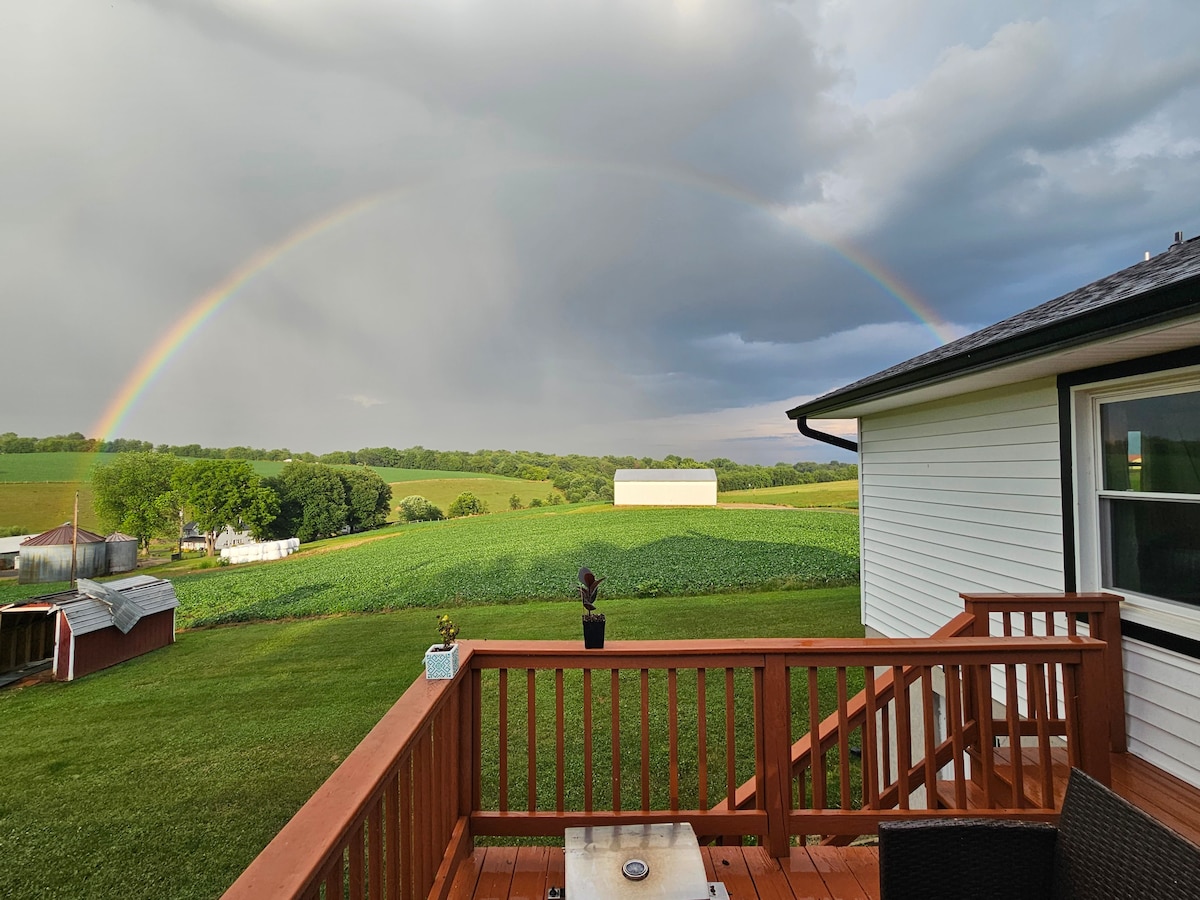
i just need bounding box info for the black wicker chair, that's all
[878,768,1200,900]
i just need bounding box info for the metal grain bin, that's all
[18,524,108,584]
[105,532,139,574]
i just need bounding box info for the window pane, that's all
[1106,498,1200,605]
[1100,392,1200,494]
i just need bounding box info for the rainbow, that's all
[88,157,956,447]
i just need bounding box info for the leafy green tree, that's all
[398,495,443,522]
[447,492,488,518]
[173,459,277,555]
[509,494,522,511]
[339,467,392,532]
[92,452,184,553]
[264,462,348,543]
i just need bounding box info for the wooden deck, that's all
[448,845,881,900]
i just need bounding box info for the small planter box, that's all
[424,643,460,680]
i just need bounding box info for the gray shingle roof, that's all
[788,235,1200,419]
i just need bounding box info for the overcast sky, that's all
[4,1,1199,464]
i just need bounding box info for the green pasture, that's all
[386,475,561,519]
[719,479,859,509]
[0,451,118,483]
[0,587,863,900]
[0,483,101,534]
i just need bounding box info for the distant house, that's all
[181,523,252,553]
[0,533,37,571]
[0,575,179,682]
[613,469,718,506]
[786,231,1200,789]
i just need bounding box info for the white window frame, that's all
[1072,365,1200,644]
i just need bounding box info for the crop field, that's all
[161,505,859,627]
[0,586,862,900]
[719,479,858,509]
[0,451,119,483]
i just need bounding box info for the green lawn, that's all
[0,587,863,900]
[719,479,859,509]
[0,451,119,484]
[0,482,101,534]
[385,475,562,521]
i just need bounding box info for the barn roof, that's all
[2,577,179,637]
[614,468,717,482]
[21,524,106,546]
[787,233,1200,420]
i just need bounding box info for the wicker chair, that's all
[878,768,1200,900]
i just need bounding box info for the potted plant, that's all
[579,567,606,649]
[424,614,461,679]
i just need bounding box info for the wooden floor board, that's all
[703,845,759,899]
[506,846,548,900]
[840,848,882,900]
[742,846,798,900]
[782,847,837,900]
[807,847,870,900]
[470,846,518,900]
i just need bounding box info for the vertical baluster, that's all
[611,669,621,812]
[1004,660,1025,808]
[697,669,708,809]
[1048,659,1061,723]
[368,799,383,900]
[921,667,937,808]
[1028,662,1055,808]
[527,669,537,813]
[385,771,401,900]
[945,665,967,810]
[413,733,431,898]
[326,853,346,900]
[1002,612,1013,638]
[349,822,365,900]
[583,669,594,811]
[1066,614,1078,637]
[893,666,911,809]
[556,668,565,813]
[640,668,651,811]
[837,667,851,810]
[668,668,679,811]
[725,668,736,811]
[399,758,413,900]
[863,666,879,809]
[498,669,509,812]
[880,698,892,788]
[1024,610,1035,637]
[1063,663,1081,770]
[808,667,824,810]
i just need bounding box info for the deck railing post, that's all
[761,654,792,857]
[1088,595,1127,752]
[1075,646,1112,786]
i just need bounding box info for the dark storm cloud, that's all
[3,1,1199,461]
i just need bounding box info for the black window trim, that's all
[1058,345,1200,661]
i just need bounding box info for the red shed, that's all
[0,575,179,682]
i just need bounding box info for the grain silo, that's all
[105,532,139,574]
[18,524,108,584]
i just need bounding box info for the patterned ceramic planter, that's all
[424,643,460,680]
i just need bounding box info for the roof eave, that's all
[787,273,1200,420]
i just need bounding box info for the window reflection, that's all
[1100,393,1200,494]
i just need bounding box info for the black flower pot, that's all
[582,616,606,649]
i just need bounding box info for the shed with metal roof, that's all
[17,524,108,585]
[0,575,179,682]
[613,468,718,506]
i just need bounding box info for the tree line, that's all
[4,432,857,495]
[93,454,392,556]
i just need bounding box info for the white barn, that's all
[787,232,1200,789]
[613,469,718,506]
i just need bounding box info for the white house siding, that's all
[857,375,1200,789]
[1122,638,1200,787]
[859,377,1065,640]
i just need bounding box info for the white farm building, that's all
[613,469,717,506]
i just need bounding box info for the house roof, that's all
[614,468,717,482]
[21,524,106,546]
[787,234,1200,420]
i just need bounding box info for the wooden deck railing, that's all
[225,627,1114,899]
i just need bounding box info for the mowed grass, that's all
[719,479,859,509]
[0,451,118,483]
[165,506,859,627]
[0,482,101,533]
[0,587,863,900]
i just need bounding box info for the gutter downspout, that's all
[795,416,858,453]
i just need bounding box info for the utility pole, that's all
[70,491,79,589]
